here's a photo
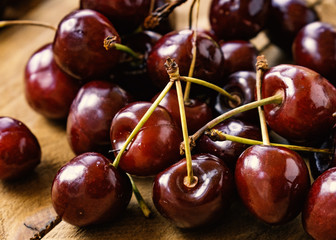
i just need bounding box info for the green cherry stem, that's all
[256,55,271,145]
[181,92,284,153]
[206,129,333,154]
[112,76,174,168]
[104,36,143,60]
[0,20,56,30]
[127,174,152,218]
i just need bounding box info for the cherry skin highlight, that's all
[235,145,310,225]
[67,80,133,156]
[53,9,121,80]
[0,117,41,180]
[153,153,235,228]
[110,101,182,176]
[51,152,132,227]
[24,43,81,120]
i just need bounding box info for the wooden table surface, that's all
[1,0,336,239]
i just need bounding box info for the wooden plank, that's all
[0,0,334,239]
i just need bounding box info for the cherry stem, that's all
[181,92,284,153]
[112,76,175,168]
[127,174,152,218]
[143,0,187,29]
[256,55,271,145]
[0,20,56,31]
[30,215,61,240]
[207,129,333,154]
[188,0,197,30]
[104,36,143,60]
[184,0,200,104]
[180,76,239,103]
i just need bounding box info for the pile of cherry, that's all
[1,0,336,239]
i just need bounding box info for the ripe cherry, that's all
[153,153,235,228]
[67,80,133,156]
[235,145,310,225]
[53,9,121,80]
[302,167,336,240]
[24,43,81,119]
[51,152,132,227]
[110,101,182,176]
[0,117,41,180]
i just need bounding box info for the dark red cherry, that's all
[262,64,336,143]
[147,29,224,95]
[51,152,132,227]
[302,167,336,240]
[24,43,81,120]
[110,101,182,176]
[209,0,271,40]
[266,0,318,52]
[67,80,133,156]
[53,9,121,80]
[0,117,41,180]
[151,89,213,134]
[220,40,258,76]
[153,153,235,228]
[214,71,259,124]
[235,145,310,225]
[292,21,336,85]
[196,118,262,170]
[114,30,162,100]
[80,0,151,35]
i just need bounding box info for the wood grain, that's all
[0,0,335,239]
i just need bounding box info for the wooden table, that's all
[1,0,335,239]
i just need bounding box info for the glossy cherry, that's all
[147,29,224,95]
[214,71,258,124]
[302,167,336,240]
[266,0,318,52]
[235,145,310,225]
[151,89,213,134]
[153,153,235,228]
[262,64,336,143]
[110,101,182,176]
[196,118,262,170]
[0,117,41,180]
[51,152,132,227]
[67,80,133,156]
[24,43,81,119]
[209,0,270,40]
[80,0,151,35]
[220,40,258,76]
[53,9,121,80]
[113,30,162,100]
[292,21,336,85]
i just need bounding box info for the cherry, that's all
[67,80,133,156]
[110,101,182,176]
[292,21,336,85]
[152,153,234,228]
[0,117,41,180]
[53,9,121,80]
[214,71,259,124]
[24,43,81,120]
[146,29,224,96]
[220,40,258,76]
[51,152,132,227]
[209,0,270,40]
[196,118,262,170]
[80,0,151,35]
[235,145,310,225]
[151,89,213,134]
[266,0,318,53]
[261,64,336,144]
[302,167,336,240]
[113,30,162,100]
